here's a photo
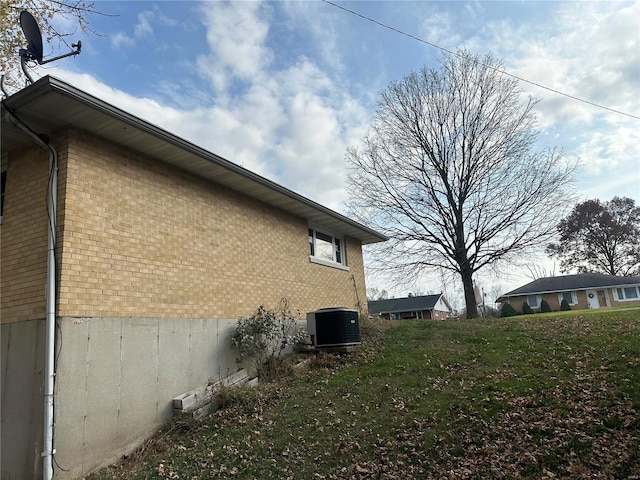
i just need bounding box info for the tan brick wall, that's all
[55,130,367,319]
[506,293,579,312]
[610,294,640,309]
[1,146,51,323]
[570,292,590,310]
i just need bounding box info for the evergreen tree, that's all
[501,303,517,317]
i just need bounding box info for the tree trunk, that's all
[461,269,478,319]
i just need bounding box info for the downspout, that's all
[4,106,58,480]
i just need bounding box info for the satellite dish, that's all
[20,10,44,64]
[17,10,81,85]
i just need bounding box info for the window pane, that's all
[315,231,334,261]
[308,229,314,256]
[527,295,539,308]
[617,288,624,300]
[335,238,341,264]
[623,287,638,299]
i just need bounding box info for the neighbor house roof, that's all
[1,76,387,245]
[497,273,640,301]
[368,294,450,315]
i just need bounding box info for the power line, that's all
[322,0,640,121]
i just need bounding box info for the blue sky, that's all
[31,0,640,303]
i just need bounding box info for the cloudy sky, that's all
[26,0,640,303]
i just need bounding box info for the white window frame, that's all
[526,294,540,309]
[557,291,578,306]
[308,227,348,270]
[614,286,640,301]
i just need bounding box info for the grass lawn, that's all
[90,308,640,479]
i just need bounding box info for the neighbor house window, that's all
[308,228,346,268]
[527,295,540,308]
[615,286,640,301]
[558,291,577,305]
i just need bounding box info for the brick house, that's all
[1,76,386,479]
[368,293,452,320]
[496,273,640,312]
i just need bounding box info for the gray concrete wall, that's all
[52,316,240,479]
[1,318,46,480]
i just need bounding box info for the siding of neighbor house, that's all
[378,308,447,321]
[369,296,450,321]
[1,129,369,479]
[505,289,640,312]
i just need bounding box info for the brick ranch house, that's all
[1,76,387,479]
[496,273,640,312]
[368,293,452,320]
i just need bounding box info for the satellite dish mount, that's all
[19,10,82,84]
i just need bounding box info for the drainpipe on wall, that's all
[4,107,58,480]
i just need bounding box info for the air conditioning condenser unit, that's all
[306,307,360,348]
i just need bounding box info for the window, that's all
[1,154,7,220]
[558,291,577,305]
[527,295,540,308]
[308,228,346,269]
[615,286,640,301]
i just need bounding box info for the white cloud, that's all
[418,9,464,52]
[111,31,134,49]
[196,1,273,92]
[575,124,640,174]
[134,11,155,38]
[133,8,179,40]
[502,2,638,125]
[187,2,369,210]
[280,1,347,75]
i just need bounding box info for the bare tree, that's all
[547,197,640,276]
[347,51,577,318]
[366,287,389,301]
[523,262,557,280]
[1,0,107,93]
[487,284,505,306]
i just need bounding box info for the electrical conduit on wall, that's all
[4,105,58,480]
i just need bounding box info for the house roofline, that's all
[1,76,388,245]
[368,293,450,315]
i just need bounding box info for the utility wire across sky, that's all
[322,0,640,121]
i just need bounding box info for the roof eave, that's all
[1,76,387,245]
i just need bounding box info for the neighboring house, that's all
[1,76,387,480]
[496,273,640,312]
[368,293,451,320]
